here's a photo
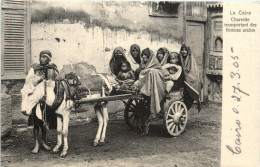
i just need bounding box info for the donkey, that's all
[21,72,112,157]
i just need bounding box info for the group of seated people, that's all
[110,44,196,93]
[109,43,202,135]
[109,43,202,117]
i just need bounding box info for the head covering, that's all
[141,48,161,69]
[40,50,52,61]
[180,44,188,52]
[109,47,128,76]
[130,44,141,64]
[156,47,169,66]
[141,48,150,57]
[179,44,192,69]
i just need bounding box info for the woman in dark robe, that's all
[156,47,169,66]
[109,47,128,77]
[179,44,203,112]
[135,48,166,135]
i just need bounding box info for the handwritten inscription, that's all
[226,47,250,155]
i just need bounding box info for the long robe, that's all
[138,49,166,117]
[27,64,58,129]
[180,53,202,110]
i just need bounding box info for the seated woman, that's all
[109,47,128,77]
[179,44,203,112]
[156,47,169,66]
[135,48,166,135]
[116,61,135,90]
[108,47,136,91]
[162,52,182,93]
[126,44,144,80]
[126,44,141,69]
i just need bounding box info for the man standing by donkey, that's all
[26,50,59,153]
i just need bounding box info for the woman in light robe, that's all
[179,44,203,112]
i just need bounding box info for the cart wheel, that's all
[124,99,148,129]
[164,100,188,136]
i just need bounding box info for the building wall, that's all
[205,6,223,103]
[2,1,185,126]
[30,1,184,72]
[2,2,223,129]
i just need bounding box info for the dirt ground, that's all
[1,103,221,167]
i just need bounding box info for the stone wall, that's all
[207,75,222,103]
[1,94,12,137]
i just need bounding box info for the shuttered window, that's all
[185,2,207,22]
[1,0,30,79]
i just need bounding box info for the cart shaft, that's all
[76,94,140,104]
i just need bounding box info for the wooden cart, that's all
[76,87,188,137]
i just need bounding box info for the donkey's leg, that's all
[51,115,62,153]
[93,106,104,146]
[100,102,108,144]
[32,125,40,153]
[60,112,70,157]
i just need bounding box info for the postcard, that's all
[1,1,259,166]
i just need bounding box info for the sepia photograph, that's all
[1,1,225,166]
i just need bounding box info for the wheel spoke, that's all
[128,108,134,113]
[128,113,135,119]
[178,124,182,131]
[178,104,182,112]
[167,119,174,124]
[174,104,178,113]
[170,108,174,115]
[129,103,136,110]
[168,122,174,130]
[178,108,184,115]
[179,123,184,130]
[168,114,175,119]
[170,124,176,133]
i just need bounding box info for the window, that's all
[214,21,222,31]
[214,37,223,51]
[1,0,31,80]
[148,1,180,17]
[186,2,207,18]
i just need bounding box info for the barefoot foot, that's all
[51,145,60,154]
[92,141,99,147]
[60,150,68,158]
[42,142,51,151]
[31,146,39,154]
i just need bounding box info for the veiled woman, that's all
[179,44,203,111]
[135,48,166,135]
[109,47,128,77]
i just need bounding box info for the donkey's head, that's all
[20,74,56,116]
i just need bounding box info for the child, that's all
[162,52,182,93]
[117,61,135,90]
